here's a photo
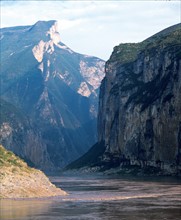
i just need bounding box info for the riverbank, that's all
[1,174,181,220]
[0,145,67,198]
[63,164,181,178]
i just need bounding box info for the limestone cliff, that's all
[97,23,181,174]
[0,145,67,198]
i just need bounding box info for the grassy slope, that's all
[0,145,29,170]
[0,145,66,198]
[109,23,181,64]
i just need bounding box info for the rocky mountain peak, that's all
[29,20,105,98]
[30,20,58,33]
[0,21,105,170]
[31,20,61,62]
[46,21,61,45]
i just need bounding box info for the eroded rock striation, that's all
[0,20,105,170]
[97,23,181,174]
[69,23,181,175]
[0,145,66,198]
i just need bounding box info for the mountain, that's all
[68,23,181,175]
[0,20,105,170]
[0,145,66,198]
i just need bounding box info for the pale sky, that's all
[1,0,180,60]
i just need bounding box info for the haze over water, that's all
[1,175,181,220]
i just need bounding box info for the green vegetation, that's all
[109,24,181,111]
[109,23,181,64]
[0,145,28,169]
[108,43,145,64]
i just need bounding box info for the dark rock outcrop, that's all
[69,23,181,175]
[97,23,181,174]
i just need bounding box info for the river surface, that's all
[1,174,181,220]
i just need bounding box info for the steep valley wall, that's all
[97,24,181,174]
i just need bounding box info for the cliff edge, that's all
[68,23,181,176]
[98,23,181,175]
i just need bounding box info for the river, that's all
[0,174,181,220]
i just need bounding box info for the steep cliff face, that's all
[97,23,181,174]
[0,20,105,170]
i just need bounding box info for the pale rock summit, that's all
[32,20,105,99]
[32,21,60,62]
[47,21,61,45]
[0,20,105,170]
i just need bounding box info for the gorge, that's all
[69,23,181,176]
[0,21,181,176]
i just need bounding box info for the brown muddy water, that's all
[0,174,181,220]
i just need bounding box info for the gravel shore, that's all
[0,145,67,199]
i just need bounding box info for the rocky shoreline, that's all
[0,145,67,199]
[65,164,181,177]
[0,168,67,199]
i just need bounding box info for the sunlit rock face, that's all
[97,23,181,174]
[0,20,105,170]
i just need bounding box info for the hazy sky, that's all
[1,0,180,60]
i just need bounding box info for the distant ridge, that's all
[0,20,105,170]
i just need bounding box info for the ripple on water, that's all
[1,175,181,220]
